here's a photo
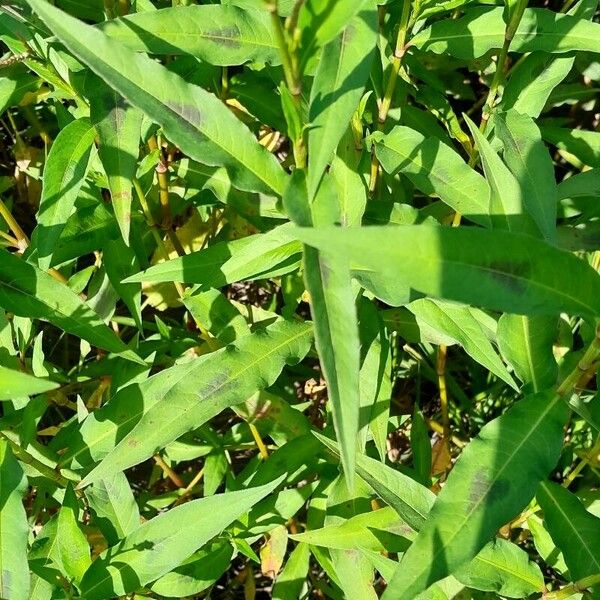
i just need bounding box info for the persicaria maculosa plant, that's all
[0,0,599,598]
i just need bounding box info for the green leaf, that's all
[373,127,491,227]
[291,507,410,552]
[497,315,558,393]
[304,246,360,490]
[541,126,600,168]
[183,288,249,344]
[103,238,143,331]
[453,538,544,598]
[89,79,142,245]
[0,250,143,363]
[79,477,284,599]
[537,480,600,591]
[0,439,29,600]
[411,7,600,59]
[86,472,140,545]
[357,298,392,460]
[99,4,279,66]
[150,542,233,598]
[0,364,58,400]
[314,432,433,532]
[298,0,373,63]
[272,542,311,600]
[28,0,288,196]
[285,171,361,490]
[31,117,95,270]
[74,319,312,485]
[500,0,598,118]
[465,115,538,236]
[307,8,377,197]
[315,432,545,598]
[55,484,91,586]
[124,224,301,285]
[495,109,558,242]
[382,391,568,599]
[408,299,517,389]
[294,225,600,317]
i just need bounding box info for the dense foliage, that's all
[0,0,599,598]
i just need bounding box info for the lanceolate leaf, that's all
[0,250,142,362]
[86,473,140,545]
[537,480,600,591]
[294,225,600,317]
[32,117,95,270]
[27,0,288,196]
[373,127,491,226]
[315,433,544,598]
[89,78,142,245]
[0,439,29,600]
[453,538,544,598]
[79,478,284,600]
[500,0,599,118]
[297,0,373,63]
[285,171,361,490]
[497,315,558,393]
[98,4,279,66]
[541,126,600,168]
[304,246,360,489]
[307,8,377,197]
[55,484,91,586]
[125,224,301,286]
[0,364,58,400]
[382,391,568,599]
[408,299,517,389]
[495,109,558,242]
[73,320,313,485]
[411,7,600,59]
[465,115,538,237]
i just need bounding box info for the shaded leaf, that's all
[28,0,288,196]
[411,7,600,58]
[0,365,58,401]
[79,477,284,599]
[99,4,279,66]
[374,127,491,227]
[0,250,143,362]
[0,439,29,600]
[382,391,568,598]
[32,117,95,270]
[307,8,377,197]
[294,225,600,318]
[537,480,600,593]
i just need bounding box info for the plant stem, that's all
[436,345,451,450]
[0,198,28,250]
[249,423,270,460]
[480,0,528,132]
[0,430,73,487]
[562,434,600,488]
[544,573,600,600]
[265,0,300,99]
[154,454,185,488]
[369,0,412,194]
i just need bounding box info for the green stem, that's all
[544,573,600,600]
[0,430,75,487]
[265,0,300,98]
[377,0,412,126]
[369,0,412,194]
[480,0,528,132]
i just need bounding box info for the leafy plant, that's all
[0,0,599,598]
